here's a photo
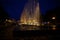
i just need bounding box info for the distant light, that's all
[52,25,56,30]
[6,19,12,22]
[8,20,12,22]
[47,22,50,24]
[52,17,55,19]
[6,19,8,21]
[42,23,44,26]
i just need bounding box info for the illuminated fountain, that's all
[19,0,42,30]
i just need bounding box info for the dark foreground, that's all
[13,30,60,40]
[0,24,60,40]
[0,30,60,40]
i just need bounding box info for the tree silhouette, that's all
[44,7,60,24]
[0,6,9,24]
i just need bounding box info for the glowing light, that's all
[8,20,13,22]
[30,23,33,25]
[6,19,8,21]
[52,25,56,30]
[19,0,41,30]
[36,23,40,26]
[6,19,13,23]
[33,20,36,22]
[41,23,44,26]
[47,22,50,24]
[52,17,55,19]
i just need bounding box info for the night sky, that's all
[0,0,60,20]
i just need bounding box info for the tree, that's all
[44,7,60,24]
[0,6,9,24]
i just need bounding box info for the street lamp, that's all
[52,17,55,20]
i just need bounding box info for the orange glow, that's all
[52,25,56,30]
[52,27,56,30]
[20,19,40,26]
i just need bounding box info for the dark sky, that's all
[0,0,60,20]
